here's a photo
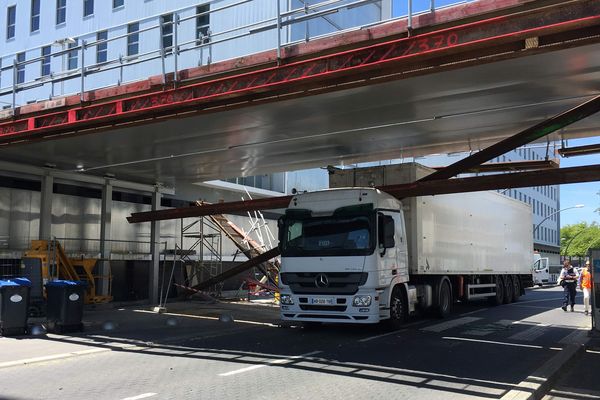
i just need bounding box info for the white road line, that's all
[506,297,563,306]
[219,350,322,377]
[133,309,278,327]
[359,329,407,343]
[460,308,488,316]
[442,336,545,349]
[461,319,516,337]
[508,324,548,342]
[422,317,481,333]
[121,393,157,400]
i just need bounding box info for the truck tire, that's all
[503,275,513,304]
[388,285,407,330]
[489,276,504,306]
[436,280,453,318]
[512,275,521,302]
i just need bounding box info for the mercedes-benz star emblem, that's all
[315,273,329,288]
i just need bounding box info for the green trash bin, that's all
[45,280,85,333]
[0,278,31,336]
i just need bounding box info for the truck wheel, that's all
[436,280,452,318]
[489,276,504,306]
[512,276,521,302]
[503,276,513,304]
[388,285,407,330]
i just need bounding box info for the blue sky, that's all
[558,137,600,227]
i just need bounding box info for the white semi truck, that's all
[277,163,533,327]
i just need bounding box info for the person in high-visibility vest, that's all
[579,260,592,316]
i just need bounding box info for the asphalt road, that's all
[0,286,592,400]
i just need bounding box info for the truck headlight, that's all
[352,295,372,307]
[280,294,294,305]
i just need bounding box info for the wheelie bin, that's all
[0,278,31,336]
[45,280,85,333]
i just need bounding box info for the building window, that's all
[127,22,139,56]
[196,5,210,44]
[96,31,107,63]
[68,39,78,70]
[56,0,66,24]
[83,0,94,17]
[31,0,40,32]
[160,14,173,55]
[16,52,25,84]
[113,0,124,8]
[41,46,51,76]
[6,5,16,39]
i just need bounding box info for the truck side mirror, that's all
[378,214,395,255]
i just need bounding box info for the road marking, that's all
[133,309,278,327]
[358,329,407,343]
[121,394,157,400]
[548,388,600,399]
[0,348,110,369]
[508,323,548,341]
[219,350,322,376]
[422,317,481,333]
[460,308,488,316]
[587,349,600,354]
[506,297,563,306]
[442,336,545,349]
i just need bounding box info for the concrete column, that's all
[149,189,161,304]
[39,174,54,240]
[99,180,112,296]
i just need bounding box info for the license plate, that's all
[311,297,334,305]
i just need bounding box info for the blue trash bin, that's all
[0,278,31,336]
[45,280,86,333]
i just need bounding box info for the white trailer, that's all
[277,164,533,327]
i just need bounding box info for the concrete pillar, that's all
[149,189,161,304]
[99,180,112,296]
[39,174,54,240]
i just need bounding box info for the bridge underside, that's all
[1,0,599,187]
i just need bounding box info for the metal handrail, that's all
[0,0,478,109]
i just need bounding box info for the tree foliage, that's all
[561,222,600,257]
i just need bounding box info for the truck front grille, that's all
[280,272,367,295]
[299,305,347,312]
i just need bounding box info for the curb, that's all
[501,343,585,400]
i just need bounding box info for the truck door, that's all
[378,212,398,287]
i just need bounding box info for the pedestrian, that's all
[579,260,592,315]
[559,260,579,312]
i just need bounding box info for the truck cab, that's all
[532,253,550,286]
[277,188,408,325]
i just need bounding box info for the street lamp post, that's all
[533,204,584,234]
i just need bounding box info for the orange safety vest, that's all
[581,270,592,289]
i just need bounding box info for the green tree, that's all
[561,222,600,257]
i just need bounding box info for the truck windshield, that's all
[281,214,374,257]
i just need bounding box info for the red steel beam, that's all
[1,1,600,144]
[433,159,559,173]
[127,164,600,223]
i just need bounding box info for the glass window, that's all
[56,0,66,24]
[160,14,173,55]
[16,52,25,84]
[96,31,107,63]
[68,39,78,70]
[41,46,51,76]
[7,5,16,39]
[196,5,210,44]
[127,22,139,56]
[83,0,94,17]
[31,0,40,32]
[113,0,124,8]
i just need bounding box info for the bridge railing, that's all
[0,0,478,110]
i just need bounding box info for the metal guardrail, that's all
[0,0,478,109]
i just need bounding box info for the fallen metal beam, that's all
[433,159,559,173]
[128,165,600,223]
[191,246,281,291]
[558,143,600,158]
[422,94,600,182]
